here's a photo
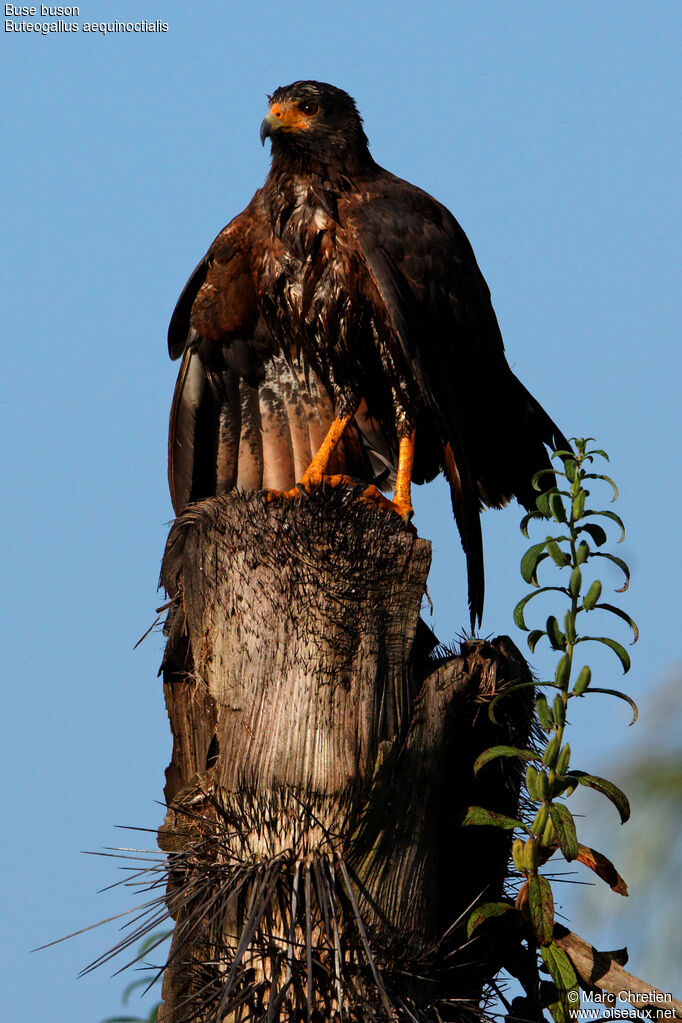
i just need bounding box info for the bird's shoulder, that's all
[168,195,268,360]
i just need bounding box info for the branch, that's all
[555,927,682,1018]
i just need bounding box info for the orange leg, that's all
[299,412,354,486]
[266,412,358,501]
[392,428,416,521]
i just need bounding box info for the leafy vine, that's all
[464,439,638,1021]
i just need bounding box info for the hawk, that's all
[168,80,568,625]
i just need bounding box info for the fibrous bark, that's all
[157,488,533,1022]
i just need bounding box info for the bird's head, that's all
[260,81,371,171]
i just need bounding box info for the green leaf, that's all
[460,805,526,830]
[520,509,543,537]
[569,771,631,823]
[543,735,560,767]
[564,459,578,484]
[526,764,542,801]
[549,492,567,523]
[536,693,554,731]
[537,770,551,802]
[583,508,626,542]
[546,537,570,567]
[575,539,591,563]
[536,491,551,515]
[533,468,566,491]
[466,900,514,939]
[473,745,542,774]
[591,551,630,591]
[513,587,568,631]
[554,654,571,689]
[521,542,550,585]
[572,665,591,695]
[581,687,639,725]
[583,472,618,501]
[541,941,579,991]
[577,522,607,547]
[574,635,631,672]
[553,446,578,460]
[528,872,554,945]
[546,615,566,651]
[572,490,586,520]
[541,943,580,1023]
[528,628,546,653]
[488,680,544,724]
[592,603,639,642]
[581,580,602,610]
[531,803,550,834]
[549,804,578,861]
[556,742,571,776]
[564,609,577,644]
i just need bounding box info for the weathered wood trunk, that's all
[157,489,533,1022]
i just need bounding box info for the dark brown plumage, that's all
[168,80,568,626]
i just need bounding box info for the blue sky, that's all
[2,2,680,1018]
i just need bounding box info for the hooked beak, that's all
[260,110,280,146]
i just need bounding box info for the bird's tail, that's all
[443,443,485,630]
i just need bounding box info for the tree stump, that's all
[157,488,533,1022]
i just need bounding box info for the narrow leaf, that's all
[582,472,618,501]
[549,492,567,523]
[549,804,578,861]
[521,543,550,586]
[488,680,544,724]
[536,693,554,730]
[581,687,639,724]
[533,469,568,491]
[546,615,566,651]
[461,806,526,831]
[466,901,514,939]
[570,772,630,823]
[583,508,626,542]
[591,551,630,591]
[528,629,546,653]
[513,587,568,631]
[541,941,579,991]
[585,446,609,461]
[574,635,630,672]
[572,490,586,520]
[592,603,639,642]
[520,509,542,538]
[577,845,628,895]
[528,873,554,945]
[474,745,541,774]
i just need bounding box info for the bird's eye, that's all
[299,101,319,116]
